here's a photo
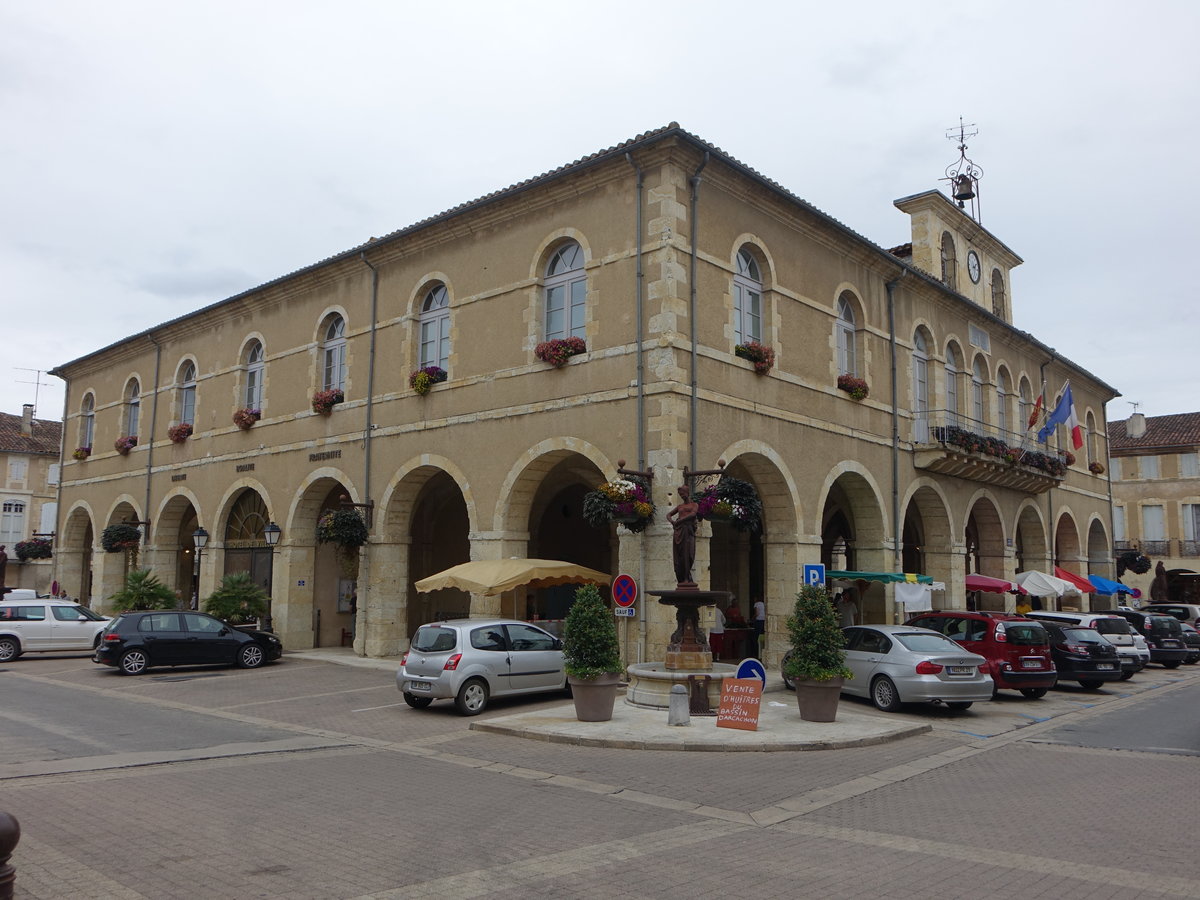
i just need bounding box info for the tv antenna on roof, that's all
[942,117,983,222]
[15,367,51,415]
[1128,401,1141,413]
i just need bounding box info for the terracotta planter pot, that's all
[567,672,621,721]
[794,676,844,722]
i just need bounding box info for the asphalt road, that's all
[3,652,1199,899]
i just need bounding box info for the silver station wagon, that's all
[397,618,567,715]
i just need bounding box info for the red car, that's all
[904,610,1057,698]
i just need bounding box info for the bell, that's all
[953,174,975,202]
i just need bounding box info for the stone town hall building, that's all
[49,124,1118,666]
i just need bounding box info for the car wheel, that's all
[1019,687,1047,699]
[1078,679,1104,690]
[870,676,902,712]
[119,648,149,675]
[237,643,266,669]
[1162,661,1182,669]
[1119,670,1134,680]
[403,692,433,709]
[781,650,795,690]
[455,678,489,716]
[0,636,20,662]
[946,701,972,711]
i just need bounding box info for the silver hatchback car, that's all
[397,618,567,715]
[839,624,993,712]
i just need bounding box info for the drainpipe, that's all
[1102,401,1116,582]
[53,376,69,593]
[886,272,906,574]
[359,253,379,519]
[1040,357,1055,569]
[625,151,648,662]
[687,152,709,473]
[145,336,162,545]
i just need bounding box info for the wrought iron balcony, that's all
[912,411,1066,494]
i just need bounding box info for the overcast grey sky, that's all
[3,1,1196,426]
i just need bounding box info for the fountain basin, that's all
[626,661,738,710]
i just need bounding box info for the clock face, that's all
[967,250,981,284]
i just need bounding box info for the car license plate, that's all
[1020,658,1042,669]
[947,666,973,675]
[409,681,432,692]
[1096,663,1113,670]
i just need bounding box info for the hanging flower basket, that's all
[232,408,261,430]
[311,389,344,415]
[734,341,775,375]
[409,366,448,395]
[167,423,193,444]
[1062,451,1076,466]
[582,475,655,533]
[317,508,369,579]
[15,538,53,561]
[535,337,587,368]
[114,435,138,455]
[695,475,763,533]
[101,523,142,553]
[836,374,869,401]
[72,446,92,461]
[1088,461,1105,475]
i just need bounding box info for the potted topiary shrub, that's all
[783,584,852,722]
[108,569,178,612]
[202,572,269,628]
[562,582,623,721]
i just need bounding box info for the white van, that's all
[1,589,39,601]
[1027,611,1144,678]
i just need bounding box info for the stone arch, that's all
[59,502,97,604]
[1014,501,1049,574]
[816,463,888,570]
[706,445,801,628]
[529,228,594,280]
[729,234,778,288]
[153,488,203,601]
[496,438,616,534]
[900,479,954,586]
[1086,516,1111,579]
[95,497,144,611]
[964,491,1006,579]
[1054,508,1083,569]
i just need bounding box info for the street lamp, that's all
[191,527,209,610]
[263,522,281,633]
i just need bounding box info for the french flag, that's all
[1037,383,1083,450]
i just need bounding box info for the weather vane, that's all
[942,117,983,221]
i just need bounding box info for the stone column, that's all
[361,538,409,659]
[56,547,85,603]
[273,541,315,650]
[761,532,804,668]
[465,532,530,618]
[93,546,129,614]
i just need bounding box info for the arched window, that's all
[124,378,141,438]
[971,357,986,423]
[733,247,762,346]
[988,270,1008,319]
[945,345,960,424]
[177,361,197,426]
[913,329,930,442]
[244,341,264,410]
[80,393,95,451]
[1019,378,1033,433]
[544,242,586,341]
[996,369,1011,437]
[321,315,347,392]
[419,284,451,370]
[940,231,958,290]
[1086,411,1099,466]
[835,294,857,376]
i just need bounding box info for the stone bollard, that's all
[0,810,19,900]
[667,683,690,726]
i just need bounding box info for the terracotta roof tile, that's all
[0,412,62,456]
[1107,412,1200,453]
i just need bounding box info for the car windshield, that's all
[1060,628,1103,643]
[1146,616,1182,636]
[894,632,964,653]
[411,626,457,653]
[1002,623,1047,645]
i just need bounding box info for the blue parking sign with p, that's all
[803,564,826,587]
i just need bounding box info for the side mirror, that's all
[77,615,88,621]
[553,638,563,651]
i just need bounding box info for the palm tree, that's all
[109,569,177,611]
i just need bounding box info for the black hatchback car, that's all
[1037,622,1123,689]
[1111,609,1189,668]
[94,611,282,675]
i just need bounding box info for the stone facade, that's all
[0,406,62,594]
[1108,412,1200,601]
[49,125,1118,666]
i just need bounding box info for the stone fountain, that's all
[626,484,737,714]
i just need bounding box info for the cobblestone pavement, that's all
[4,654,1198,899]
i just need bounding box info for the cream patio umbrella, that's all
[414,558,612,597]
